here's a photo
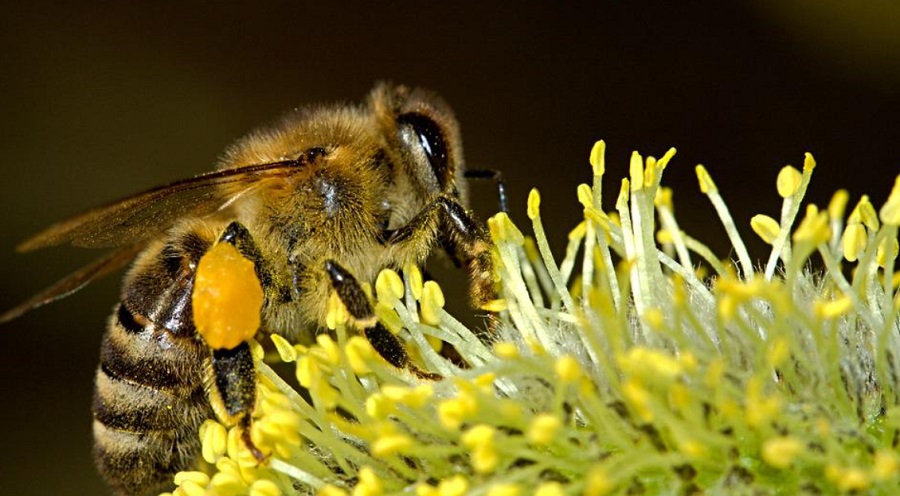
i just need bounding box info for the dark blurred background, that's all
[2,2,898,494]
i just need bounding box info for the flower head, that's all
[164,144,900,495]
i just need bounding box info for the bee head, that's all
[370,83,468,206]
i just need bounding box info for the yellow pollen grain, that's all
[644,157,658,189]
[270,333,297,363]
[174,471,211,487]
[437,475,468,496]
[880,175,900,225]
[802,152,816,172]
[416,484,438,496]
[488,212,525,245]
[841,223,867,262]
[354,467,384,496]
[471,445,499,474]
[793,205,830,245]
[375,269,404,302]
[318,485,349,496]
[658,147,677,171]
[473,372,496,391]
[872,449,900,481]
[589,140,606,176]
[380,384,410,402]
[695,164,716,194]
[679,352,698,371]
[568,220,587,241]
[177,480,209,496]
[816,295,853,319]
[528,413,562,445]
[642,308,665,331]
[620,347,682,380]
[210,470,243,494]
[776,165,802,198]
[622,378,653,422]
[616,178,630,209]
[200,419,228,463]
[249,480,282,496]
[493,341,519,359]
[345,336,374,375]
[555,355,582,383]
[826,465,871,493]
[296,355,316,388]
[746,395,781,428]
[480,298,508,312]
[248,338,264,360]
[584,207,610,229]
[654,186,673,209]
[668,382,691,410]
[527,188,541,220]
[577,183,593,209]
[766,337,790,367]
[584,465,613,496]
[462,424,495,449]
[858,196,881,231]
[828,189,849,220]
[679,439,707,460]
[315,334,341,365]
[877,238,899,268]
[372,434,413,457]
[534,482,564,496]
[438,397,476,430]
[761,436,803,469]
[656,228,674,244]
[326,292,348,330]
[374,301,403,335]
[192,242,263,350]
[420,281,445,325]
[629,152,644,190]
[365,393,393,420]
[407,264,424,300]
[751,214,781,245]
[486,483,520,496]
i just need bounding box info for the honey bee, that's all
[2,83,505,496]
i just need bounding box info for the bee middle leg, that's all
[324,260,441,380]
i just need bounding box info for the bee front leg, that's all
[387,197,496,309]
[324,260,441,380]
[434,197,497,309]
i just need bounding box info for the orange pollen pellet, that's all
[192,242,264,350]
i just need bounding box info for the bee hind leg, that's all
[201,222,275,461]
[207,342,266,461]
[323,260,441,380]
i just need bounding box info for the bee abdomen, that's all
[93,303,212,496]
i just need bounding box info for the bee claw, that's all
[241,423,268,463]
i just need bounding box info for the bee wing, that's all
[0,243,146,323]
[17,160,304,251]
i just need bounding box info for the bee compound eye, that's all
[397,112,448,187]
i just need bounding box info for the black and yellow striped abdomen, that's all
[92,234,215,496]
[92,303,211,496]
